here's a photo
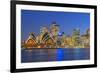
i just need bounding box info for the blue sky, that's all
[21,10,90,41]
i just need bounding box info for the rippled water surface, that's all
[21,48,90,63]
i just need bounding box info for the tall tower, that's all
[50,22,59,37]
[40,26,48,34]
[50,22,60,47]
[72,28,80,47]
[86,28,90,37]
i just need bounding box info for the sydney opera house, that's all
[21,22,90,49]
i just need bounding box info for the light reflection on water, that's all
[21,48,90,63]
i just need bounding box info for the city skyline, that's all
[21,10,90,41]
[21,22,90,48]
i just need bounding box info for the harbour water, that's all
[21,48,90,63]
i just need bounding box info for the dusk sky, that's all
[21,10,90,41]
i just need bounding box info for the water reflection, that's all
[21,48,90,63]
